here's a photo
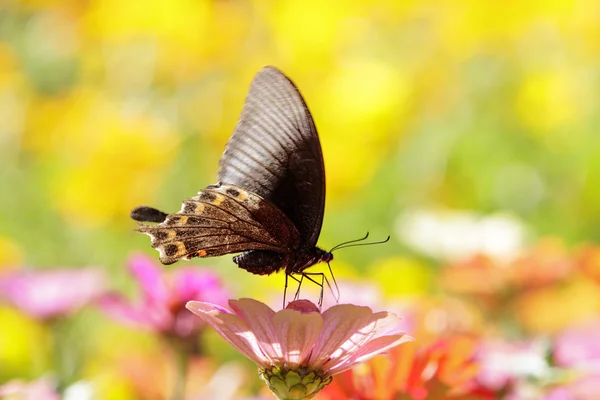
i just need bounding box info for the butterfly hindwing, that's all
[130,206,168,223]
[218,66,326,251]
[137,184,300,265]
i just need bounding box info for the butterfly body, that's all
[234,247,332,276]
[132,66,330,278]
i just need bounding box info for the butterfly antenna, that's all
[330,233,391,252]
[329,232,370,252]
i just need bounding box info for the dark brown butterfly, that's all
[131,66,333,280]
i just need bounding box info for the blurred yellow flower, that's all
[372,256,432,298]
[0,307,47,377]
[318,61,410,199]
[83,0,209,45]
[24,89,180,226]
[0,237,23,267]
[514,276,600,334]
[265,1,366,63]
[516,70,587,137]
[0,43,21,86]
[56,121,179,226]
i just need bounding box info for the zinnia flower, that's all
[186,298,412,400]
[553,320,600,373]
[477,339,549,392]
[0,267,105,321]
[544,375,600,400]
[100,254,229,343]
[543,320,600,400]
[0,378,60,400]
[319,335,492,400]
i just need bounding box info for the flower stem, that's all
[171,347,189,400]
[49,319,77,393]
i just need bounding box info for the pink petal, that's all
[186,301,271,367]
[173,269,215,298]
[272,309,323,368]
[307,304,376,368]
[98,293,168,330]
[367,311,405,337]
[319,311,405,372]
[128,254,168,304]
[328,334,414,375]
[172,268,229,306]
[229,299,283,363]
[319,314,385,371]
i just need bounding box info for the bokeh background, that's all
[1,1,600,399]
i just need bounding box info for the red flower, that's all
[318,336,494,400]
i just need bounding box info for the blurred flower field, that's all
[1,1,600,399]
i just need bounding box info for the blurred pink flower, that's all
[0,267,106,320]
[544,375,600,400]
[477,339,549,391]
[553,320,600,374]
[0,378,59,400]
[187,298,412,400]
[100,254,229,340]
[320,280,383,311]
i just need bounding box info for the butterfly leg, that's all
[293,274,304,301]
[283,274,288,309]
[284,274,302,309]
[327,262,341,304]
[301,272,330,309]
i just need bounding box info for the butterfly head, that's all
[317,248,334,264]
[290,247,333,275]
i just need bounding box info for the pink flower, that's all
[553,320,600,374]
[100,254,229,341]
[544,375,600,400]
[546,321,600,400]
[0,378,60,400]
[186,298,412,400]
[477,339,550,390]
[0,267,106,320]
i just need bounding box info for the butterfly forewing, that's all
[138,184,300,265]
[218,66,326,251]
[133,67,330,277]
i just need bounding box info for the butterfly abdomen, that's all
[234,250,287,275]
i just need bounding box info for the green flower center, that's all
[258,365,333,400]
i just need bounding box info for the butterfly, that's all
[131,66,333,283]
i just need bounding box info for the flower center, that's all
[259,365,332,400]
